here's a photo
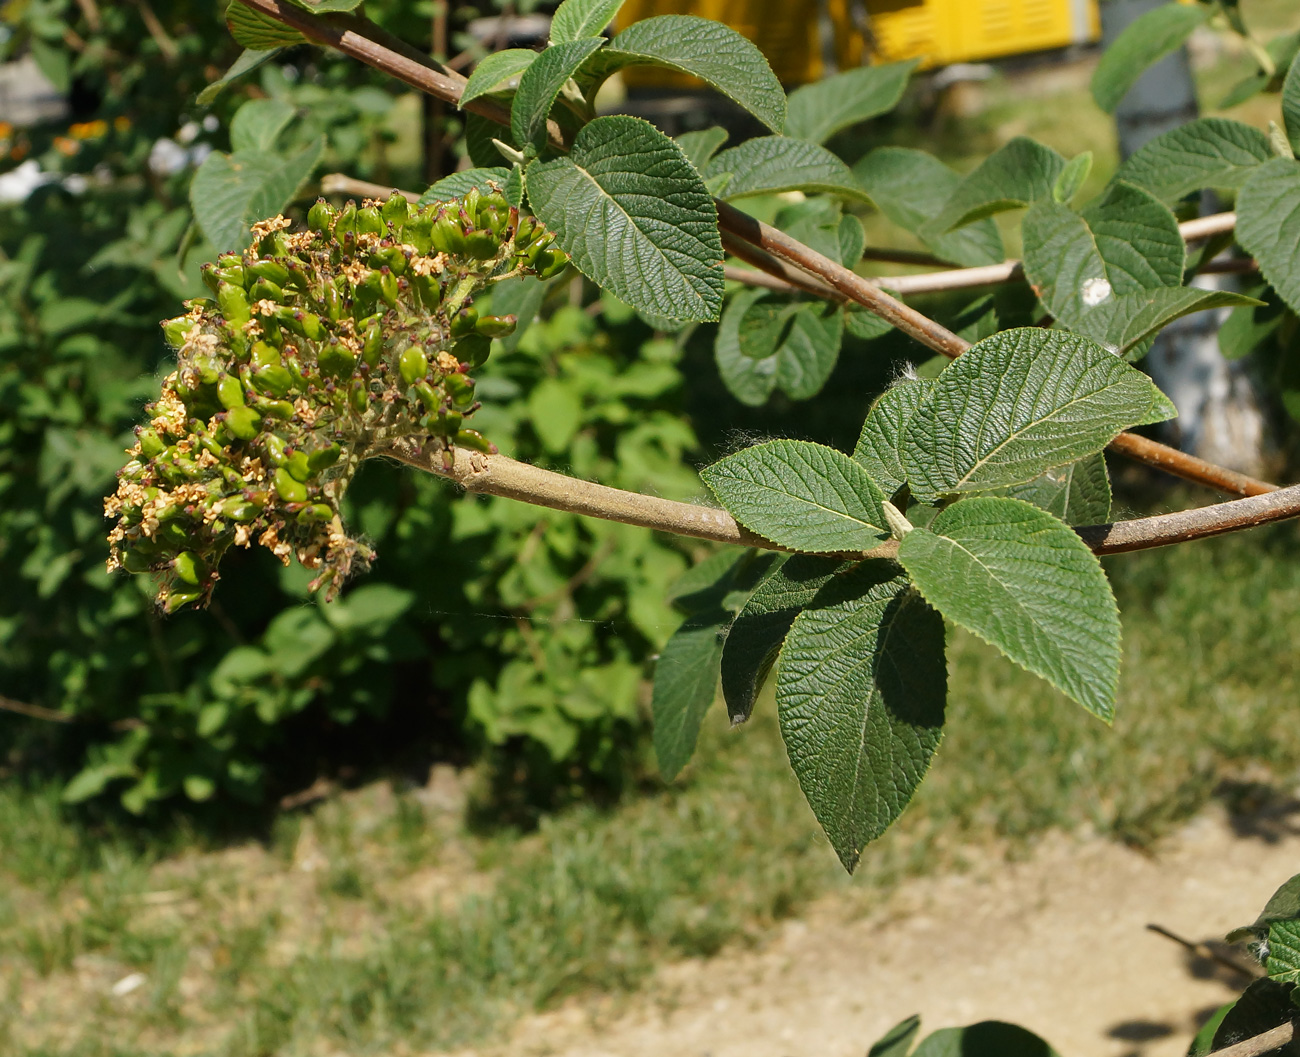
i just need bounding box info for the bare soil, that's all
[455,804,1300,1057]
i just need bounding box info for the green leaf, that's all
[1267,919,1300,984]
[715,288,778,406]
[465,111,514,168]
[1053,151,1092,204]
[550,0,626,43]
[775,301,843,400]
[229,98,295,154]
[898,496,1120,721]
[1237,158,1300,314]
[928,137,1065,232]
[461,49,538,106]
[854,147,1004,267]
[197,48,281,106]
[227,2,305,50]
[901,328,1173,500]
[912,1021,1060,1057]
[527,115,724,321]
[701,439,889,552]
[720,555,841,724]
[868,1015,923,1057]
[1070,287,1265,360]
[190,141,322,254]
[1228,872,1300,944]
[784,60,918,145]
[839,215,865,267]
[653,551,778,778]
[1021,181,1185,333]
[1090,2,1212,113]
[853,379,933,497]
[1210,979,1297,1053]
[1188,1003,1236,1057]
[489,275,551,353]
[844,303,895,341]
[1000,453,1111,525]
[1285,50,1300,155]
[1112,118,1273,206]
[777,561,946,871]
[527,377,582,452]
[676,127,728,171]
[705,137,870,202]
[417,166,511,206]
[738,298,796,360]
[591,16,785,133]
[511,38,605,150]
[1219,286,1285,360]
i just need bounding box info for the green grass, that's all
[7,522,1300,1055]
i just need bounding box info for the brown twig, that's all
[231,0,1279,502]
[1145,923,1262,980]
[321,173,420,203]
[1208,1022,1295,1057]
[0,694,142,731]
[74,0,102,32]
[132,0,179,62]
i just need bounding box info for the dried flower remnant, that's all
[106,188,569,611]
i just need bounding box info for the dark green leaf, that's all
[417,167,511,206]
[784,60,918,145]
[229,98,295,154]
[928,137,1065,232]
[902,328,1174,499]
[777,562,946,871]
[550,0,626,43]
[461,49,538,106]
[1052,152,1092,204]
[676,127,728,171]
[738,299,796,360]
[1022,181,1185,334]
[591,16,785,133]
[1071,287,1264,361]
[197,48,281,106]
[1188,1003,1236,1057]
[898,496,1120,721]
[1237,158,1300,314]
[868,1014,922,1057]
[1000,453,1111,525]
[190,141,322,254]
[854,379,932,497]
[844,303,895,341]
[1267,919,1300,985]
[1113,118,1273,206]
[1210,979,1296,1055]
[720,555,841,724]
[706,137,871,202]
[527,115,724,321]
[489,275,551,353]
[715,288,778,406]
[701,439,889,552]
[466,111,514,168]
[839,215,866,267]
[227,2,305,49]
[1285,50,1300,155]
[854,147,1004,267]
[1090,2,1212,113]
[1219,286,1286,361]
[511,37,605,150]
[912,1021,1060,1057]
[775,301,843,400]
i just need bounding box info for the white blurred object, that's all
[110,972,147,997]
[0,159,55,203]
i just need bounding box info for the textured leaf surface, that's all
[676,127,728,170]
[912,1021,1060,1057]
[1266,919,1300,985]
[715,288,778,406]
[1091,2,1211,113]
[716,292,841,404]
[418,166,511,206]
[229,99,294,154]
[853,379,933,497]
[1000,453,1111,525]
[227,2,304,49]
[929,137,1064,232]
[1237,158,1300,314]
[854,148,1003,267]
[527,115,724,321]
[1022,181,1184,332]
[596,16,784,133]
[701,440,889,552]
[549,0,626,42]
[898,496,1120,721]
[1113,118,1273,206]
[777,562,946,871]
[511,38,604,149]
[721,555,841,724]
[461,49,537,105]
[706,137,870,202]
[901,328,1173,499]
[775,302,843,400]
[785,61,917,145]
[1286,51,1300,155]
[1053,152,1092,204]
[190,141,322,253]
[1210,979,1297,1053]
[1070,287,1263,359]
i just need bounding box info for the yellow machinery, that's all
[616,0,1102,83]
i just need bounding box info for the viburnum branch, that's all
[231,0,1278,500]
[1207,1022,1295,1057]
[391,447,1300,560]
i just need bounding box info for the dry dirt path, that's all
[455,806,1300,1057]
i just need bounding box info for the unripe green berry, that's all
[450,306,479,337]
[217,373,245,410]
[399,345,428,385]
[475,314,516,338]
[274,466,309,503]
[284,449,313,483]
[308,198,334,232]
[173,551,206,587]
[224,406,262,441]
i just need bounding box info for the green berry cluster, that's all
[106,188,569,612]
